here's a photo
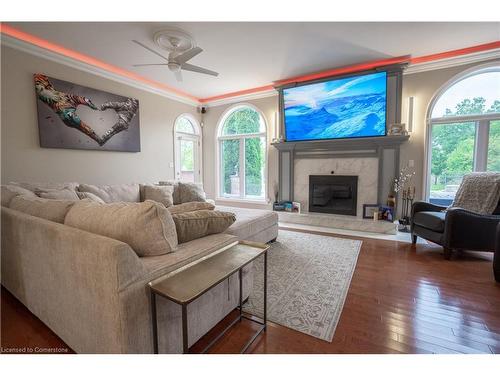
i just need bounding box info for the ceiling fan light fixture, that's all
[153,28,195,53]
[168,62,181,72]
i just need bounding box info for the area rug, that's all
[243,230,361,342]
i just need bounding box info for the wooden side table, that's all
[149,240,268,354]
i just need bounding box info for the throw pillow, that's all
[172,210,236,243]
[36,187,80,201]
[178,182,206,203]
[1,185,36,207]
[78,183,141,203]
[142,185,174,208]
[158,180,181,204]
[65,200,178,257]
[167,201,215,214]
[76,191,106,204]
[9,195,78,223]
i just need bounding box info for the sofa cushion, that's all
[36,187,80,201]
[65,200,178,257]
[76,191,106,203]
[140,233,238,278]
[9,195,78,223]
[172,210,236,243]
[1,185,36,207]
[413,211,446,233]
[178,182,206,203]
[142,185,174,208]
[78,183,141,203]
[217,205,279,240]
[11,182,79,192]
[167,201,215,215]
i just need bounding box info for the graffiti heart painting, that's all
[34,74,140,152]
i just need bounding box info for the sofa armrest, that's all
[443,207,500,251]
[411,201,447,231]
[1,207,147,353]
[411,201,447,215]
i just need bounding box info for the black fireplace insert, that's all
[309,175,358,216]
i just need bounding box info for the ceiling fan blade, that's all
[175,70,183,82]
[132,40,170,62]
[132,63,169,67]
[181,63,219,77]
[174,47,203,64]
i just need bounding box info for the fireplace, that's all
[309,175,358,216]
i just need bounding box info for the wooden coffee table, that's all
[149,240,268,354]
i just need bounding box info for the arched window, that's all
[217,104,267,201]
[426,64,500,204]
[174,114,202,183]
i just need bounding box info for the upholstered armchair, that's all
[411,200,500,260]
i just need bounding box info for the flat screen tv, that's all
[282,71,387,141]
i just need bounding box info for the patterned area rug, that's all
[243,230,361,342]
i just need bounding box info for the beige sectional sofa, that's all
[1,182,278,353]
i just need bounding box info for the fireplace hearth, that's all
[309,175,358,216]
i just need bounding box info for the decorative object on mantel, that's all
[34,74,140,152]
[399,187,416,232]
[292,201,301,213]
[388,123,408,136]
[386,193,396,208]
[378,205,395,222]
[393,165,416,231]
[363,204,379,219]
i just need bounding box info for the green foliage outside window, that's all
[431,98,500,191]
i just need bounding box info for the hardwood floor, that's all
[2,228,500,354]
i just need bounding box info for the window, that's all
[217,105,267,201]
[174,114,202,183]
[426,65,500,205]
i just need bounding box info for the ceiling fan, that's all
[132,39,219,82]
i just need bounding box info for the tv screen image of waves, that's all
[283,71,387,141]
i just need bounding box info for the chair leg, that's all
[494,252,500,283]
[443,247,452,260]
[411,233,417,244]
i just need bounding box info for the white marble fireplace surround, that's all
[272,135,410,234]
[294,157,378,218]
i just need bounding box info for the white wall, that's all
[1,45,199,185]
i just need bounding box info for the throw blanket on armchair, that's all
[451,172,500,215]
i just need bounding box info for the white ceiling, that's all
[7,22,500,98]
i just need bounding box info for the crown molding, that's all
[1,34,200,107]
[2,28,499,107]
[204,88,278,107]
[405,48,500,75]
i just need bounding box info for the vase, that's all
[386,193,396,207]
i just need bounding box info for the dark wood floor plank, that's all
[2,227,499,354]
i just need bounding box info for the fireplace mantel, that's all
[271,135,409,152]
[272,135,410,206]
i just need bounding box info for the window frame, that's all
[173,113,202,183]
[424,62,500,201]
[216,103,268,203]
